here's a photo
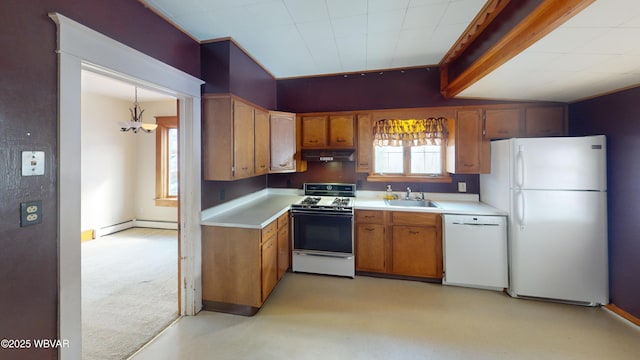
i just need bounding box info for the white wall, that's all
[80,92,178,233]
[81,92,137,232]
[135,99,178,222]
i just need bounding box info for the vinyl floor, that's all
[131,272,640,360]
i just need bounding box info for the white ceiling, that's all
[126,0,640,103]
[81,70,176,102]
[143,0,486,77]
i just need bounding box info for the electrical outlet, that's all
[458,182,467,192]
[20,200,42,226]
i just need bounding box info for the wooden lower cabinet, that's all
[202,216,286,316]
[261,235,277,301]
[355,223,386,272]
[276,212,290,280]
[355,210,442,280]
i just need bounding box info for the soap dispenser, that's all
[385,184,394,200]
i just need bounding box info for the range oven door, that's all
[291,210,353,255]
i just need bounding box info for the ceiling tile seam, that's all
[390,4,412,68]
[283,0,323,73]
[327,0,346,71]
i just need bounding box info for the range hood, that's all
[301,149,355,162]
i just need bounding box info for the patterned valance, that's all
[373,117,448,147]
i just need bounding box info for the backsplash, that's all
[267,161,479,193]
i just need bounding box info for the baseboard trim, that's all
[97,221,135,237]
[605,304,640,327]
[134,220,178,230]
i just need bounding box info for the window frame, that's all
[368,142,452,183]
[155,116,178,207]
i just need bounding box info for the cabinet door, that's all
[356,114,373,173]
[525,106,565,137]
[277,213,290,280]
[485,108,522,139]
[356,223,386,272]
[329,115,355,147]
[254,108,270,176]
[270,112,296,173]
[233,100,255,178]
[261,235,278,301]
[447,109,490,174]
[391,225,441,278]
[301,116,327,148]
[202,96,233,180]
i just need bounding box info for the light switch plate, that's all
[22,151,45,176]
[21,200,42,226]
[458,182,467,192]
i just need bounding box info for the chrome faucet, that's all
[405,187,412,199]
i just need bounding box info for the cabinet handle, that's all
[463,163,473,167]
[364,215,375,219]
[242,167,249,170]
[359,162,369,166]
[279,162,288,167]
[260,165,266,169]
[365,227,376,231]
[498,130,508,134]
[336,138,345,142]
[409,230,420,235]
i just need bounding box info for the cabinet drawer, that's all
[277,212,289,229]
[356,210,384,223]
[391,212,438,226]
[262,221,277,242]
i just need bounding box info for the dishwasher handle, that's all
[451,222,500,226]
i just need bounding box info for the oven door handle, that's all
[293,251,354,260]
[290,210,353,217]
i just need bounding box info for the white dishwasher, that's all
[442,214,508,291]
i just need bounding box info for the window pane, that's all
[168,128,178,197]
[374,146,403,174]
[410,145,441,174]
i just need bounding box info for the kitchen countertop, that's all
[201,188,507,229]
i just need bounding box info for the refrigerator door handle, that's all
[516,145,525,188]
[516,190,526,230]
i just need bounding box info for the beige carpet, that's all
[82,228,178,360]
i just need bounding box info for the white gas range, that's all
[290,183,356,278]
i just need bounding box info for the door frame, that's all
[50,13,203,360]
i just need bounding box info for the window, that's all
[155,116,178,207]
[370,117,450,182]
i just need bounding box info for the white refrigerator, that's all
[480,135,608,306]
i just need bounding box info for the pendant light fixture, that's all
[119,87,158,133]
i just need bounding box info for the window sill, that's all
[155,198,178,207]
[366,174,453,183]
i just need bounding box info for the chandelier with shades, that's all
[119,87,158,133]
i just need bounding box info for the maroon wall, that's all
[275,67,516,194]
[569,87,640,320]
[268,162,479,194]
[200,40,277,209]
[277,67,506,113]
[201,40,277,109]
[0,1,199,359]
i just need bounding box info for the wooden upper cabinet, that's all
[301,116,327,148]
[254,108,270,176]
[356,114,373,173]
[301,114,355,149]
[446,109,490,174]
[203,94,274,181]
[525,106,565,137]
[328,115,355,147]
[233,100,255,179]
[269,111,296,173]
[485,108,523,139]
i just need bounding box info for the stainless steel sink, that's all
[384,199,440,208]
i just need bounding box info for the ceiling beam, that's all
[440,0,595,99]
